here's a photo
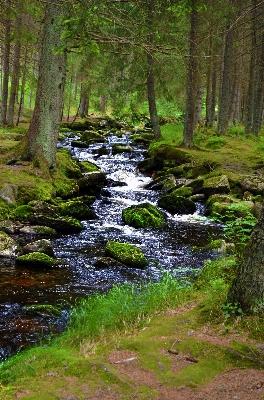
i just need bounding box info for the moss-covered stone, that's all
[12,205,35,220]
[0,231,21,257]
[202,175,230,197]
[105,241,147,269]
[112,144,133,154]
[122,202,166,228]
[158,193,196,215]
[170,186,193,197]
[23,304,61,317]
[59,200,95,220]
[51,149,82,198]
[80,130,104,143]
[79,161,99,173]
[16,251,57,268]
[28,214,83,233]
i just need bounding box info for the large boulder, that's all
[78,171,107,193]
[158,192,196,215]
[122,202,166,228]
[80,130,105,143]
[28,214,83,233]
[0,183,18,204]
[58,199,96,220]
[112,144,133,154]
[202,175,230,197]
[21,239,55,257]
[239,175,264,195]
[105,241,147,269]
[0,231,21,258]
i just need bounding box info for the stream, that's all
[0,130,222,362]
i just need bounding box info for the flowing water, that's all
[0,131,222,361]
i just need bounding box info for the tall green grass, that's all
[63,272,187,347]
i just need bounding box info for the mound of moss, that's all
[59,200,95,220]
[122,202,165,228]
[158,193,196,215]
[105,241,147,269]
[16,252,57,268]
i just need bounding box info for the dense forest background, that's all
[0,0,263,147]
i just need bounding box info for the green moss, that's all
[105,241,148,268]
[122,202,165,228]
[79,160,99,172]
[0,200,13,219]
[158,193,196,215]
[12,205,35,220]
[16,252,56,268]
[51,149,81,198]
[59,200,93,220]
[23,304,61,317]
[171,186,193,197]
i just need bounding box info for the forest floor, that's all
[7,302,264,400]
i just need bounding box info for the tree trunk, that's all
[217,26,233,134]
[146,0,161,140]
[183,1,198,147]
[21,1,66,169]
[228,202,264,314]
[0,0,11,126]
[7,17,22,126]
[80,83,90,118]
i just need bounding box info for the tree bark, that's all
[0,0,11,126]
[228,202,264,314]
[183,1,198,147]
[146,0,161,140]
[217,26,233,134]
[8,17,22,126]
[21,1,67,169]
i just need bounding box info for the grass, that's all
[159,123,264,169]
[1,256,264,399]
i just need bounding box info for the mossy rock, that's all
[59,200,95,220]
[130,133,155,146]
[202,175,230,197]
[158,193,196,215]
[16,252,57,268]
[80,130,104,143]
[210,201,255,221]
[71,140,89,148]
[28,214,83,233]
[170,186,193,197]
[94,256,125,268]
[23,304,61,317]
[122,202,166,228]
[79,161,99,173]
[149,144,192,166]
[12,205,35,220]
[185,177,205,194]
[0,231,21,257]
[206,194,235,213]
[145,174,176,190]
[105,241,147,269]
[52,149,82,198]
[112,144,133,154]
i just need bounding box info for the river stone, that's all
[19,225,57,236]
[16,252,57,268]
[105,241,147,269]
[71,140,90,148]
[202,175,230,197]
[80,130,104,143]
[94,256,125,268]
[78,171,107,190]
[145,174,176,191]
[0,220,15,234]
[112,144,133,154]
[29,200,58,217]
[122,202,166,228]
[158,193,196,215]
[170,186,193,197]
[0,183,18,204]
[240,175,264,195]
[58,200,96,220]
[0,231,21,258]
[22,239,55,257]
[28,214,83,233]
